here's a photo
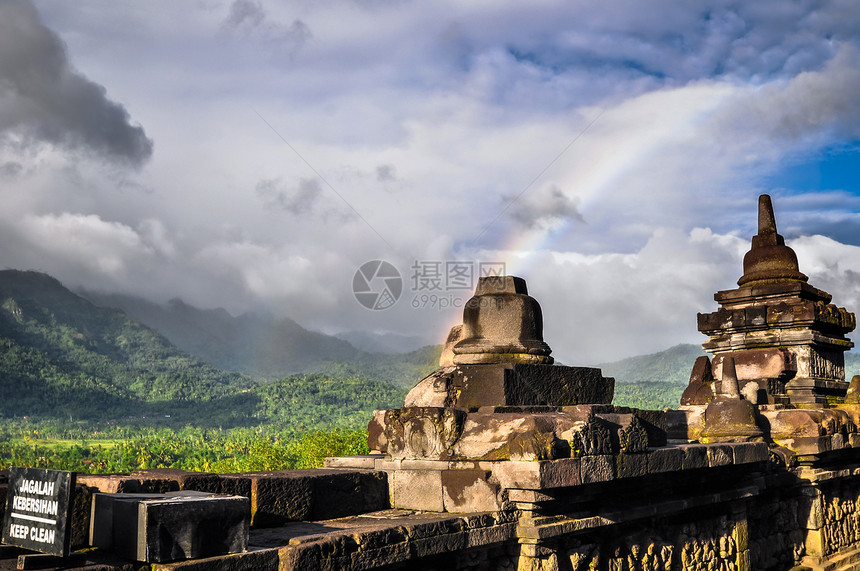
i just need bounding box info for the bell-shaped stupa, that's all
[697,194,855,405]
[737,194,808,287]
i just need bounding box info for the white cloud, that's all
[13,213,150,276]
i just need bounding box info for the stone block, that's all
[647,447,684,473]
[453,365,511,408]
[775,436,832,456]
[77,473,180,494]
[805,528,826,558]
[666,407,706,441]
[323,455,384,469]
[680,356,715,406]
[763,409,834,440]
[704,444,733,467]
[409,531,468,558]
[631,409,667,447]
[712,348,793,382]
[181,470,386,527]
[454,413,560,461]
[90,492,249,563]
[832,433,846,451]
[728,442,768,464]
[441,470,501,512]
[616,453,649,479]
[580,455,614,484]
[178,474,251,499]
[596,413,648,453]
[678,444,709,470]
[403,363,615,409]
[391,470,443,512]
[71,484,93,550]
[309,470,388,520]
[510,364,614,405]
[507,489,555,503]
[492,459,580,489]
[133,469,217,491]
[251,474,312,526]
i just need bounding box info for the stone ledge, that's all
[150,547,280,571]
[341,442,771,513]
[800,543,860,571]
[324,455,385,469]
[77,468,389,528]
[260,510,516,571]
[796,464,860,483]
[516,483,761,540]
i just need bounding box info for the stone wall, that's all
[11,454,860,569]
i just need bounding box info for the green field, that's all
[0,420,369,473]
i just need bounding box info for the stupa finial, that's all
[737,194,807,287]
[757,194,778,243]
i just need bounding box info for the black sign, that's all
[1,467,76,557]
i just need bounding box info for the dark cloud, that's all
[0,161,22,178]
[221,0,311,58]
[0,0,153,166]
[708,44,860,146]
[223,0,266,29]
[376,165,396,182]
[256,177,321,215]
[505,185,585,229]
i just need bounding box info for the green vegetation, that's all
[7,268,860,476]
[0,270,249,419]
[613,382,684,410]
[0,421,369,472]
[598,344,707,386]
[0,270,413,475]
[0,270,409,426]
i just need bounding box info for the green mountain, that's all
[598,344,708,386]
[0,270,413,427]
[80,291,441,387]
[594,344,704,410]
[6,268,856,422]
[78,293,364,377]
[0,270,251,420]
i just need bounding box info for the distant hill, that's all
[334,330,431,354]
[597,344,708,386]
[7,268,857,422]
[0,270,408,427]
[79,293,363,377]
[0,270,249,420]
[80,291,440,387]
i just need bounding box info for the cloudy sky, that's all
[1,0,859,364]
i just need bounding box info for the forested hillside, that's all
[4,269,858,424]
[81,290,441,386]
[0,270,407,427]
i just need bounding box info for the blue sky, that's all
[1,0,859,363]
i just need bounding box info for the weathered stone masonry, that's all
[5,194,860,571]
